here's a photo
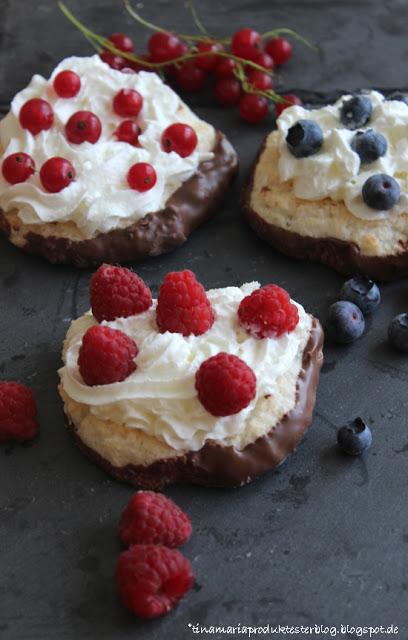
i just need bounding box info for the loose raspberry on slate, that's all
[90,264,152,322]
[238,285,299,339]
[195,352,256,417]
[0,382,39,442]
[116,544,194,619]
[156,270,215,336]
[119,491,192,548]
[78,325,138,386]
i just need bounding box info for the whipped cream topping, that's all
[59,282,312,452]
[277,91,408,220]
[0,55,215,236]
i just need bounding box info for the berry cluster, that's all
[59,2,310,124]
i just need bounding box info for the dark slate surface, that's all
[1,1,408,638]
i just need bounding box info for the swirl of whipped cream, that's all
[59,282,312,452]
[0,55,215,236]
[277,90,408,220]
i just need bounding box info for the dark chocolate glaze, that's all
[65,318,323,490]
[242,137,408,281]
[0,131,238,268]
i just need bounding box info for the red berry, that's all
[195,41,223,71]
[127,162,157,192]
[114,120,141,146]
[148,32,185,63]
[119,491,192,548]
[246,69,273,91]
[40,157,75,193]
[53,70,81,98]
[78,325,138,386]
[165,41,189,76]
[65,111,102,145]
[116,544,194,619]
[175,61,206,92]
[113,89,143,117]
[161,123,197,158]
[265,37,293,65]
[156,270,215,336]
[107,32,134,53]
[231,28,261,62]
[195,352,256,417]
[214,77,241,106]
[239,93,269,123]
[19,98,53,135]
[214,58,237,79]
[90,264,152,323]
[0,382,38,442]
[100,51,126,70]
[238,284,299,339]
[2,153,35,185]
[254,51,275,71]
[275,93,303,117]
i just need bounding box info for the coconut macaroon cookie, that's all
[58,266,323,489]
[0,55,237,267]
[244,91,408,280]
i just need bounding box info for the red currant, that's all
[148,32,185,63]
[214,58,237,79]
[19,99,53,136]
[2,153,35,185]
[214,77,241,106]
[161,123,198,157]
[65,111,102,144]
[231,28,261,62]
[127,162,157,192]
[53,70,81,98]
[239,93,269,123]
[175,61,206,92]
[195,41,223,71]
[40,157,75,193]
[275,94,303,117]
[107,32,134,53]
[247,69,273,91]
[100,51,126,70]
[114,120,141,146]
[254,51,275,71]
[265,37,293,65]
[113,89,143,117]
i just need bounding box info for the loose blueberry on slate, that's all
[386,91,408,106]
[286,119,323,158]
[337,417,372,455]
[326,301,365,344]
[340,276,381,315]
[351,129,387,164]
[388,313,408,353]
[340,95,373,129]
[362,173,400,210]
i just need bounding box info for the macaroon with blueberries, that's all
[243,90,408,280]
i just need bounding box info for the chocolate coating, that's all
[65,318,323,489]
[0,131,238,267]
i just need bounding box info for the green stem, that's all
[186,0,209,37]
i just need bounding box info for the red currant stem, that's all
[261,28,317,51]
[185,0,209,37]
[234,64,285,103]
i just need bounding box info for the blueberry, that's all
[326,301,365,344]
[286,119,323,158]
[340,95,373,129]
[388,313,408,353]
[340,276,381,315]
[337,417,372,455]
[386,91,408,106]
[351,129,387,164]
[362,173,400,210]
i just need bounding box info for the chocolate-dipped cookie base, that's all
[0,131,238,268]
[65,318,324,490]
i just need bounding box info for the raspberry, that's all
[116,544,194,619]
[119,491,192,548]
[0,382,38,442]
[238,285,299,339]
[156,270,215,336]
[90,264,152,323]
[195,353,256,417]
[78,325,138,386]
